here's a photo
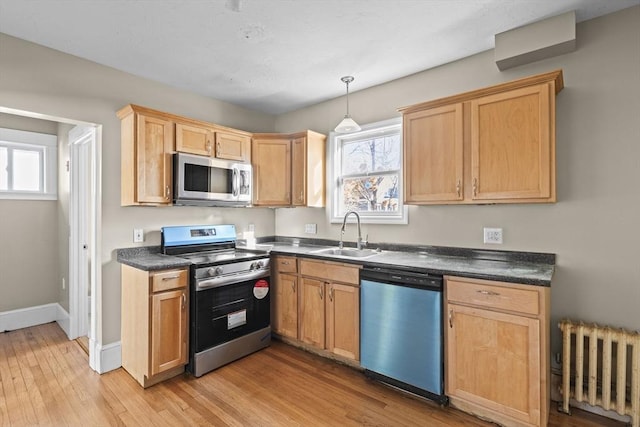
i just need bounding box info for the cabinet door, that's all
[326,283,359,360]
[291,136,307,206]
[447,303,541,425]
[136,114,174,204]
[471,83,553,201]
[299,277,325,348]
[252,138,291,206]
[150,289,187,376]
[175,123,214,156]
[273,272,298,339]
[403,104,464,203]
[215,131,250,162]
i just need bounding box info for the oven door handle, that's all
[196,269,269,291]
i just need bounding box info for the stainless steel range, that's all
[161,224,271,377]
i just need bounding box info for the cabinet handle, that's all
[329,287,334,302]
[449,309,453,328]
[161,275,180,281]
[216,141,221,154]
[456,179,461,197]
[281,261,290,265]
[291,281,296,293]
[206,139,212,154]
[165,185,171,200]
[181,293,186,310]
[318,287,323,300]
[299,191,303,202]
[477,289,500,296]
[472,178,478,197]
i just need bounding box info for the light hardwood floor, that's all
[0,323,625,426]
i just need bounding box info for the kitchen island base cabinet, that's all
[121,265,189,388]
[444,276,550,427]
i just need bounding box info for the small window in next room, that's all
[329,118,407,224]
[0,127,57,200]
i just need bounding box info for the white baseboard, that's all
[94,340,121,374]
[56,304,71,337]
[0,303,61,332]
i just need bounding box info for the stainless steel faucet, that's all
[339,210,367,250]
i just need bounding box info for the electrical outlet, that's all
[247,223,255,232]
[133,228,144,243]
[304,223,317,234]
[62,278,66,290]
[483,227,503,244]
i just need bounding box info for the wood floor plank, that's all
[0,323,628,427]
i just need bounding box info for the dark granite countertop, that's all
[116,246,191,271]
[117,237,555,286]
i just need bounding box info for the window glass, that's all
[13,149,41,191]
[0,147,7,190]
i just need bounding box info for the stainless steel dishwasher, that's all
[360,266,447,405]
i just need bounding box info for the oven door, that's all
[174,152,251,205]
[193,277,270,353]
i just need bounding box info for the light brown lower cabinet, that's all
[272,256,299,339]
[298,258,360,361]
[444,276,550,427]
[121,265,189,388]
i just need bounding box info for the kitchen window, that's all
[329,118,407,224]
[0,128,57,200]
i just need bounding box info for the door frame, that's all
[68,125,94,340]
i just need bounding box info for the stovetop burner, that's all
[177,249,268,267]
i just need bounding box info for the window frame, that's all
[328,117,408,224]
[0,127,58,200]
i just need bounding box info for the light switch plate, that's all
[304,223,317,234]
[483,227,503,244]
[133,228,144,243]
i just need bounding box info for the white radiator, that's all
[559,319,640,426]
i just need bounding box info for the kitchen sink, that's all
[311,247,379,258]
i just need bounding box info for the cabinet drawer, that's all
[300,259,359,285]
[446,277,539,316]
[275,256,297,273]
[151,269,188,293]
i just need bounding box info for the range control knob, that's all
[208,266,223,277]
[255,261,264,269]
[249,262,257,271]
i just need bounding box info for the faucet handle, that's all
[362,234,368,248]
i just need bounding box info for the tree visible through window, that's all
[331,118,407,224]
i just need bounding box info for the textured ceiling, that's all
[0,0,637,114]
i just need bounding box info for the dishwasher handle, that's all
[360,267,443,291]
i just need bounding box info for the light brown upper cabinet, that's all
[252,131,326,207]
[118,105,175,206]
[175,122,214,157]
[399,69,563,205]
[175,122,251,162]
[118,104,254,206]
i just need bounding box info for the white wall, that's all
[274,7,640,358]
[0,33,277,344]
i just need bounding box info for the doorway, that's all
[0,105,102,372]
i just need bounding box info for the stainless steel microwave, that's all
[173,152,252,206]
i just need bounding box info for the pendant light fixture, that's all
[334,76,361,133]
